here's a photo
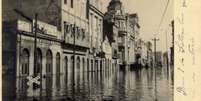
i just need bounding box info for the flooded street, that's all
[3,66,173,101]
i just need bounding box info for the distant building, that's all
[89,0,105,71]
[103,0,124,67]
[155,51,163,66]
[127,13,140,65]
[104,0,142,67]
[146,41,153,67]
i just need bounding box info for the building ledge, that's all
[89,4,104,17]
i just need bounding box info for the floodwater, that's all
[3,66,173,101]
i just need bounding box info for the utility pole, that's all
[152,37,159,101]
[14,9,43,99]
[33,14,38,77]
[166,30,169,78]
[33,13,43,100]
[171,20,174,66]
[72,24,76,101]
[152,38,159,67]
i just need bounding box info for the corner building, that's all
[2,0,97,99]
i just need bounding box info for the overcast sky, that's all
[102,0,174,52]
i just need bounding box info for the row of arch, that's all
[21,48,113,77]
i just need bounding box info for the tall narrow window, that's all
[46,51,53,94]
[82,58,85,73]
[46,50,53,75]
[56,53,61,88]
[86,0,89,19]
[56,53,61,75]
[76,57,80,84]
[87,58,89,72]
[71,0,73,8]
[64,56,68,78]
[77,57,80,73]
[100,60,102,71]
[22,49,29,75]
[91,59,93,71]
[64,0,67,4]
[64,56,68,86]
[34,48,42,76]
[71,56,74,79]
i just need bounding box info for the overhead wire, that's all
[155,0,170,36]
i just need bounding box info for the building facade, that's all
[103,0,142,68]
[127,13,140,65]
[2,0,108,99]
[104,0,128,68]
[88,0,105,72]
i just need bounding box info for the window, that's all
[56,52,61,88]
[71,0,73,8]
[22,49,29,75]
[91,59,93,71]
[86,0,89,19]
[100,60,102,71]
[71,56,74,71]
[64,0,67,4]
[95,60,98,70]
[87,58,89,72]
[34,48,42,76]
[77,57,80,73]
[82,58,85,73]
[56,53,61,74]
[46,51,53,92]
[64,56,68,75]
[46,50,53,75]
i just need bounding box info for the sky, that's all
[102,0,174,52]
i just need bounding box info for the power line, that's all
[156,0,170,35]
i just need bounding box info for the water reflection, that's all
[3,66,173,101]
